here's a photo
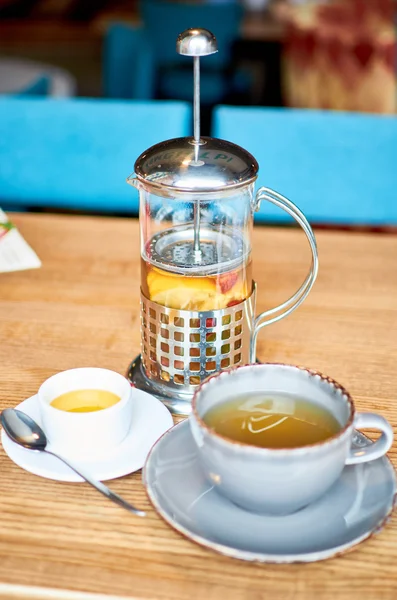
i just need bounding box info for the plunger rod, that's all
[176,29,218,259]
[193,56,201,257]
[193,56,200,149]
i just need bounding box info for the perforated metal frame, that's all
[140,287,256,399]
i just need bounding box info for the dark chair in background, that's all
[140,0,250,105]
[13,75,50,96]
[104,23,156,100]
[0,58,76,97]
[213,105,397,225]
[0,97,191,214]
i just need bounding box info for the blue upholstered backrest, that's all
[213,106,397,225]
[0,97,191,213]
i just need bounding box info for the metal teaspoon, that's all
[1,408,146,517]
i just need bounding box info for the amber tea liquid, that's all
[51,389,120,413]
[204,393,341,448]
[141,257,252,311]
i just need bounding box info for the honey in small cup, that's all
[38,368,133,459]
[190,364,394,515]
[50,389,121,413]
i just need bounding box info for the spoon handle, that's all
[45,450,146,517]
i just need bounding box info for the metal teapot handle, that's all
[250,187,319,363]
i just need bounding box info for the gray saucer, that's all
[143,420,396,563]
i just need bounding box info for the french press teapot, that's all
[127,28,318,415]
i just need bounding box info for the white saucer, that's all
[144,420,397,563]
[1,390,173,482]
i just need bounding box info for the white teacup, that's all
[190,364,394,515]
[38,367,133,459]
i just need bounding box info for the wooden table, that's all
[1,213,397,600]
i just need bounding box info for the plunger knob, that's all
[176,28,218,57]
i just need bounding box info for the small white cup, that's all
[38,367,133,459]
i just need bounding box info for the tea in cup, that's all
[50,389,121,413]
[38,367,133,458]
[190,364,393,515]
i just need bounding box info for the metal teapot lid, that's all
[133,28,258,194]
[134,136,258,193]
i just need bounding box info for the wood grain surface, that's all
[0,213,397,600]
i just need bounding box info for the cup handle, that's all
[346,413,394,465]
[250,187,319,363]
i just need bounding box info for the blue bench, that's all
[0,97,191,213]
[213,106,397,225]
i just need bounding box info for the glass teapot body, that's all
[136,182,255,313]
[127,136,318,414]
